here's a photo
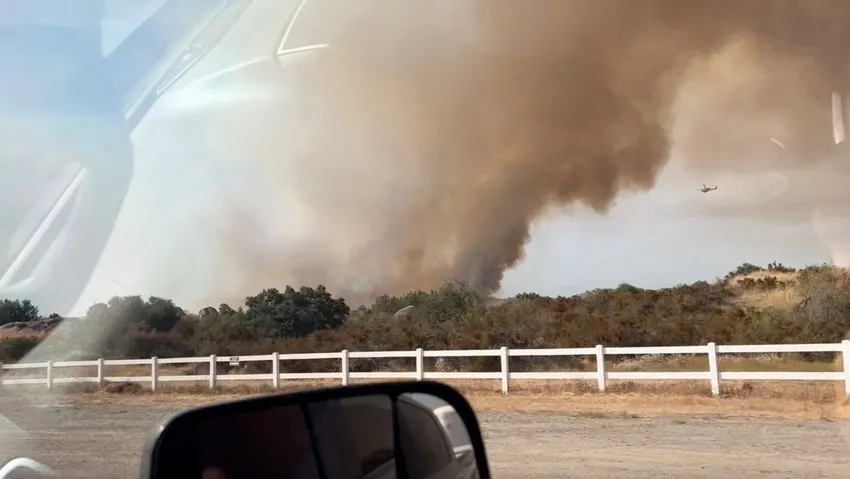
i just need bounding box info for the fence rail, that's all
[3,341,849,396]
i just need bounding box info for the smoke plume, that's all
[205,0,850,304]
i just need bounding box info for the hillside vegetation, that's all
[2,262,850,371]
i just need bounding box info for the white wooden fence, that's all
[3,341,850,397]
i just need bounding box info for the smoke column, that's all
[204,0,850,304]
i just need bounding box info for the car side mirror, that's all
[140,381,491,479]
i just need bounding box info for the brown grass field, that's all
[38,377,846,421]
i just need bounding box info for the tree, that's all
[515,292,541,301]
[193,307,260,346]
[369,281,484,323]
[143,296,184,332]
[0,336,40,362]
[371,290,431,315]
[244,285,349,338]
[725,262,764,280]
[412,281,485,323]
[0,299,39,325]
[85,302,109,319]
[103,295,147,326]
[84,296,183,332]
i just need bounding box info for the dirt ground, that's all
[0,390,849,478]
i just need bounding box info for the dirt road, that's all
[482,411,850,478]
[0,394,848,478]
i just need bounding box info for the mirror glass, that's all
[396,392,476,479]
[155,392,480,479]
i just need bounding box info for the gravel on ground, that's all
[0,394,848,478]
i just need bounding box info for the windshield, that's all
[2,1,850,477]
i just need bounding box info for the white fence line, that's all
[2,341,849,397]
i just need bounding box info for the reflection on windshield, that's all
[277,0,373,54]
[0,161,86,293]
[3,1,850,478]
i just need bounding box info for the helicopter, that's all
[698,184,718,193]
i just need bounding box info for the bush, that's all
[0,336,41,362]
[3,263,850,371]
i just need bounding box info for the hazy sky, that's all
[8,1,847,315]
[499,164,843,298]
[76,127,846,314]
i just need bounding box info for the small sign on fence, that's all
[228,356,239,366]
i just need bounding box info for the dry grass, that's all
[0,329,47,341]
[737,288,802,310]
[730,270,803,310]
[610,353,839,373]
[26,364,196,379]
[33,376,850,421]
[735,270,800,282]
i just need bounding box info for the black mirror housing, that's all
[140,381,491,479]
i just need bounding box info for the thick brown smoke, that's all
[207,0,850,305]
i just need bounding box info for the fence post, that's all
[842,340,850,397]
[151,357,158,392]
[499,347,509,394]
[209,354,217,390]
[595,345,606,392]
[96,358,105,388]
[45,360,53,390]
[341,350,350,386]
[272,352,280,389]
[707,342,720,396]
[415,348,424,381]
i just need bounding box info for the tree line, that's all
[2,262,849,371]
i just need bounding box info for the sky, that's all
[3,1,847,316]
[75,117,846,313]
[83,1,850,312]
[499,164,843,298]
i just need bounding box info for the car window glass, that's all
[107,0,228,103]
[278,0,373,54]
[101,0,169,56]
